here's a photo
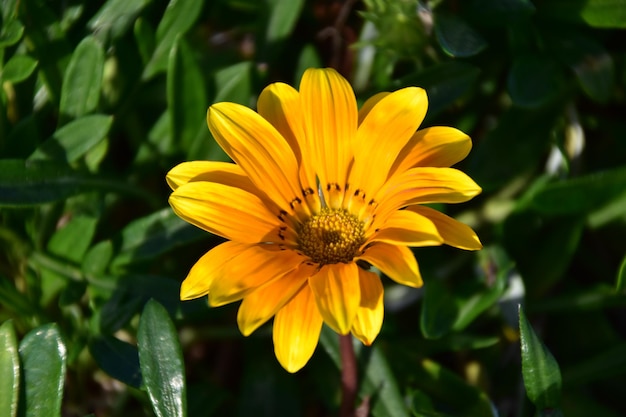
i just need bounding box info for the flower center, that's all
[297,208,365,265]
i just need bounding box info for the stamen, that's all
[296,207,365,265]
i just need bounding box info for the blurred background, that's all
[1,0,625,416]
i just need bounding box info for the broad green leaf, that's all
[47,216,98,263]
[143,0,204,80]
[89,335,142,388]
[29,115,113,163]
[110,208,206,269]
[0,20,24,48]
[82,240,114,278]
[59,36,105,120]
[434,14,486,58]
[167,36,207,151]
[213,61,253,105]
[89,0,152,40]
[0,54,38,83]
[266,0,304,43]
[320,328,409,417]
[19,324,67,417]
[538,0,626,28]
[138,300,187,417]
[395,62,480,118]
[519,306,563,412]
[134,17,156,65]
[0,321,19,417]
[508,55,565,108]
[617,255,626,292]
[530,166,626,214]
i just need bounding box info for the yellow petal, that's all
[169,181,293,245]
[373,167,482,222]
[237,263,316,336]
[349,87,428,197]
[357,91,390,125]
[408,206,482,250]
[300,68,357,208]
[207,102,309,218]
[308,263,360,334]
[351,268,384,345]
[273,285,323,373]
[166,161,256,194]
[390,126,472,175]
[367,209,443,247]
[358,243,423,288]
[180,241,249,300]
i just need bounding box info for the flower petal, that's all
[390,126,472,175]
[237,263,316,336]
[309,263,360,334]
[169,181,293,244]
[207,102,310,218]
[357,91,390,125]
[351,268,384,346]
[166,160,256,193]
[367,209,443,247]
[273,285,323,373]
[408,206,482,250]
[209,244,304,307]
[349,87,428,198]
[358,243,423,288]
[180,241,249,300]
[300,68,357,208]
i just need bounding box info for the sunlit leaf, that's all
[0,54,38,83]
[19,324,67,417]
[0,321,19,417]
[138,300,187,417]
[213,61,253,105]
[0,20,24,48]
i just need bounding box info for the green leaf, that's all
[508,55,565,108]
[47,216,98,263]
[167,36,207,152]
[110,208,206,269]
[89,335,142,388]
[88,0,152,40]
[0,54,38,83]
[138,299,187,417]
[0,321,19,417]
[0,20,24,48]
[59,36,105,120]
[266,0,304,43]
[538,0,626,28]
[617,255,626,292]
[530,166,626,215]
[82,240,114,277]
[19,324,67,417]
[1,0,18,22]
[134,17,156,65]
[434,14,486,58]
[320,328,410,417]
[29,115,113,163]
[213,61,253,105]
[519,306,562,412]
[143,0,204,80]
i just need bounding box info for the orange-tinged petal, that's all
[300,68,357,208]
[273,285,323,373]
[180,241,249,300]
[208,244,304,307]
[390,127,472,175]
[357,91,390,125]
[408,206,482,250]
[166,161,256,193]
[351,268,384,345]
[367,209,443,247]
[372,167,482,223]
[169,181,293,245]
[309,263,360,334]
[237,263,316,336]
[207,102,309,218]
[350,87,428,197]
[358,243,423,287]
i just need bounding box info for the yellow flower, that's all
[167,68,482,373]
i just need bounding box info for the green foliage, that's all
[1,0,625,416]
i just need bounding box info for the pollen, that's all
[297,207,365,265]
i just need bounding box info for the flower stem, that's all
[339,333,357,417]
